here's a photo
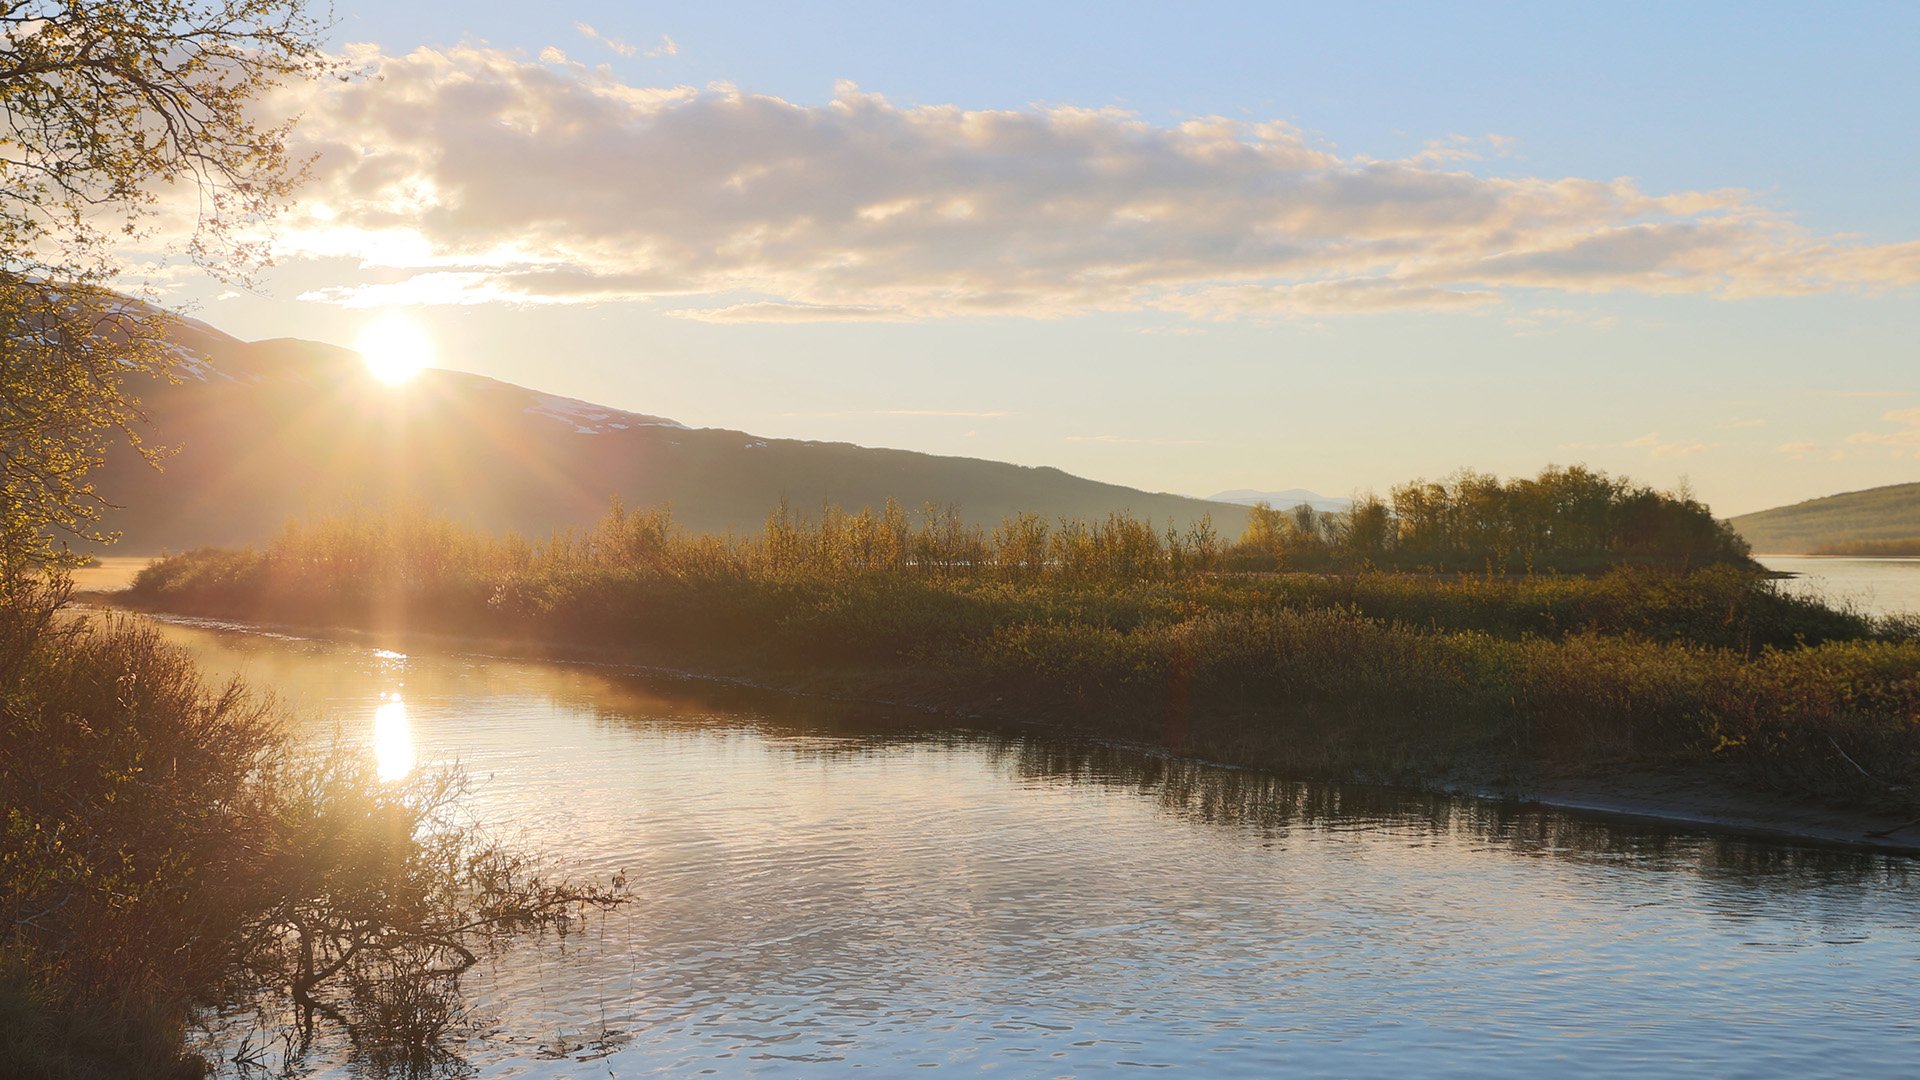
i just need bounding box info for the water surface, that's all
[154,618,1920,1078]
[1759,555,1920,618]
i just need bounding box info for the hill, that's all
[1727,483,1920,554]
[91,317,1249,552]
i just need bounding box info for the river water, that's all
[150,617,1920,1078]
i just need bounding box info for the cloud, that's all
[574,22,636,57]
[1625,433,1715,459]
[1720,417,1766,429]
[1776,440,1817,459]
[644,34,679,58]
[1846,408,1920,456]
[265,44,1920,320]
[1402,133,1516,166]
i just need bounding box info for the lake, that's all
[143,616,1920,1077]
[1759,555,1920,618]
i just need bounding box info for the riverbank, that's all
[112,505,1920,844]
[88,595,1920,856]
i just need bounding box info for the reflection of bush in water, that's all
[983,737,1908,883]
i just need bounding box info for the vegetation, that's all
[1232,465,1752,573]
[3,0,332,575]
[1,574,625,1078]
[125,481,1920,818]
[1730,481,1920,554]
[3,12,629,1072]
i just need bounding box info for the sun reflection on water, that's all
[372,694,415,781]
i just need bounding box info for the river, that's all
[139,615,1920,1077]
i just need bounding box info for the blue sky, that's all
[169,2,1920,515]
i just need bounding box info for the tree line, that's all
[1235,465,1751,573]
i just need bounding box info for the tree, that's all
[2,0,330,574]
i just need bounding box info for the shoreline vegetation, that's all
[119,468,1920,833]
[1,573,626,1079]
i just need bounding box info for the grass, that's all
[121,502,1920,815]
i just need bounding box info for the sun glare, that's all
[372,694,416,782]
[358,313,436,385]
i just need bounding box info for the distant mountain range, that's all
[1205,489,1354,513]
[1728,482,1920,555]
[91,314,1252,552]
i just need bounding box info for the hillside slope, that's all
[93,323,1248,551]
[1727,483,1920,554]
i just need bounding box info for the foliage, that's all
[1383,465,1747,571]
[0,285,177,573]
[1222,467,1749,573]
[128,500,1920,812]
[0,606,626,1078]
[2,0,330,572]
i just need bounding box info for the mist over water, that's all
[158,619,1920,1078]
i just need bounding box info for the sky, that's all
[153,2,1920,516]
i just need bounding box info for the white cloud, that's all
[262,45,1920,320]
[574,22,636,57]
[1846,408,1920,456]
[1776,440,1817,459]
[644,34,679,58]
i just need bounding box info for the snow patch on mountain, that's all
[167,344,231,382]
[525,392,685,435]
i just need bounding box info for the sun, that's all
[357,313,436,385]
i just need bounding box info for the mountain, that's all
[1727,482,1920,554]
[91,318,1250,552]
[1207,488,1353,513]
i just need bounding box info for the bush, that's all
[0,587,625,1077]
[124,503,1920,812]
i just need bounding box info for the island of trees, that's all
[123,466,1918,844]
